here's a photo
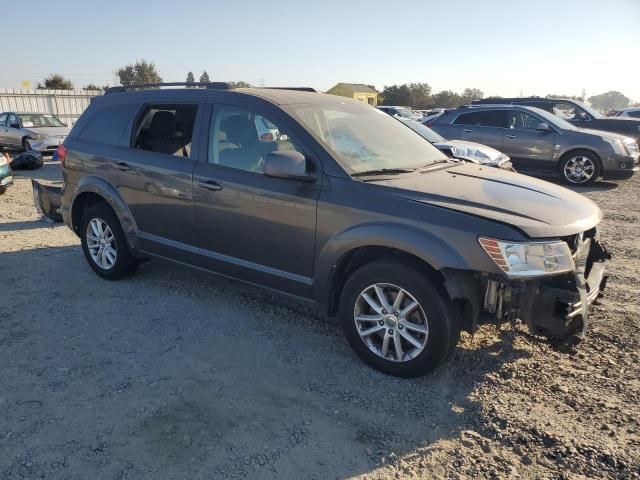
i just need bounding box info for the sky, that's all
[2,0,639,101]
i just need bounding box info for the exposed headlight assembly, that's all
[450,145,493,164]
[479,237,575,277]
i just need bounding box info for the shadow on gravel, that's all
[544,178,619,193]
[0,245,532,479]
[0,219,65,232]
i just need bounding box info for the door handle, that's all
[197,180,223,191]
[505,134,517,139]
[116,161,131,171]
[463,129,472,133]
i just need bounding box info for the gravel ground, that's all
[0,163,638,480]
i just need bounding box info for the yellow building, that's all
[326,83,378,106]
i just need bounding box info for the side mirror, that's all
[264,150,317,183]
[535,122,552,132]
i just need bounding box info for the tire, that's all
[339,261,460,378]
[0,186,6,195]
[559,150,601,186]
[22,137,31,151]
[80,203,138,280]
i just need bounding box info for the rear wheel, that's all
[80,203,138,280]
[339,261,460,378]
[560,150,600,185]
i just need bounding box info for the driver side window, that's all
[8,114,19,128]
[553,103,580,121]
[208,106,302,173]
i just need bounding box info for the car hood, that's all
[370,163,601,238]
[27,126,71,137]
[433,139,504,162]
[576,127,635,142]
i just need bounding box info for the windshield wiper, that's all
[351,168,416,177]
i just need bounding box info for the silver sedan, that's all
[0,112,70,154]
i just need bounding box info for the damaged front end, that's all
[444,229,610,340]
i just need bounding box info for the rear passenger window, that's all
[133,104,198,158]
[79,104,138,146]
[453,110,507,128]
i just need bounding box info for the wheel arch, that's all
[70,176,140,252]
[316,223,472,318]
[556,147,601,172]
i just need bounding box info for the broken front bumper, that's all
[489,237,610,338]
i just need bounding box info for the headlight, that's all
[602,136,626,155]
[27,130,48,141]
[450,145,493,164]
[479,237,575,277]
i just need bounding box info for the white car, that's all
[376,105,423,121]
[611,107,640,119]
[0,112,70,154]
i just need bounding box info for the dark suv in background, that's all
[472,97,640,144]
[60,83,609,377]
[431,105,639,184]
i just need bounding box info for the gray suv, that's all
[60,83,610,377]
[430,105,639,185]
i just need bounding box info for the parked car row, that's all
[57,83,611,377]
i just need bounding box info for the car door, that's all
[110,101,203,251]
[453,109,507,150]
[503,110,556,171]
[192,101,322,298]
[6,113,23,148]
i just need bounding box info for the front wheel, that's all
[80,203,138,280]
[339,261,460,378]
[560,151,600,185]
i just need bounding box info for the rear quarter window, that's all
[76,103,139,146]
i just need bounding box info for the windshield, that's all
[291,101,448,174]
[18,114,66,128]
[527,107,578,131]
[396,117,446,143]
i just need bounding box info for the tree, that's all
[117,60,162,86]
[587,91,630,110]
[432,90,463,108]
[407,83,432,109]
[228,81,251,88]
[380,84,412,106]
[460,88,484,105]
[186,71,195,84]
[37,74,74,90]
[199,70,211,83]
[83,84,102,91]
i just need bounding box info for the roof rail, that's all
[104,82,232,95]
[262,87,317,93]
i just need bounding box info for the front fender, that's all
[314,222,475,304]
[70,175,140,252]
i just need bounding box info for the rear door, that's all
[453,110,507,150]
[110,102,204,251]
[503,110,556,171]
[191,101,321,298]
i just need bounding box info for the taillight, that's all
[426,123,433,128]
[57,144,67,166]
[260,132,274,142]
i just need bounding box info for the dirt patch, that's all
[1,165,638,479]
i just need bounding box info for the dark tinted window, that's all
[0,113,6,126]
[507,111,543,130]
[453,110,507,128]
[133,104,198,158]
[628,111,640,118]
[79,104,138,146]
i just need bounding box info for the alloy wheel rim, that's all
[564,156,595,184]
[86,218,117,269]
[353,283,429,362]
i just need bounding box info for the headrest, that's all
[150,111,176,138]
[223,116,258,146]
